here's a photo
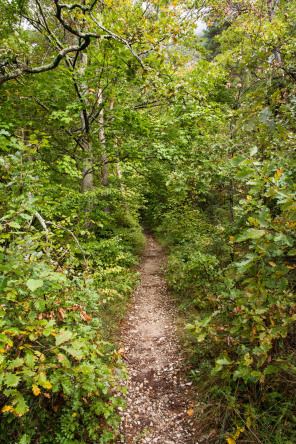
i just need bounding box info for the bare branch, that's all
[46,221,87,266]
[28,211,87,266]
[28,211,50,255]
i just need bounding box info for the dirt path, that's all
[117,235,198,443]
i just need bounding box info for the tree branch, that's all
[28,211,50,255]
[0,39,91,85]
[89,12,147,71]
[57,0,99,12]
[46,221,87,266]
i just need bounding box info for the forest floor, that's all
[116,234,200,443]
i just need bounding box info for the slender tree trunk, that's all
[98,89,110,212]
[98,89,108,187]
[267,0,282,64]
[229,117,236,262]
[79,53,94,227]
[109,99,124,192]
[115,137,129,212]
[81,121,93,193]
[109,100,129,211]
[115,154,125,194]
[80,53,94,195]
[229,178,234,225]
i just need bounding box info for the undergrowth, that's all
[147,161,296,443]
[0,136,144,443]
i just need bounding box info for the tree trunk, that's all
[115,138,129,212]
[109,100,129,211]
[81,119,93,193]
[80,53,94,195]
[267,0,282,64]
[98,89,110,212]
[99,89,108,187]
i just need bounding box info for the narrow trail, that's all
[117,235,198,443]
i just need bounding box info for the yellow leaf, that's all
[187,408,194,416]
[32,384,41,396]
[233,426,244,439]
[246,416,252,428]
[227,426,244,443]
[44,381,52,389]
[1,405,14,413]
[269,262,277,267]
[247,195,252,200]
[72,412,77,417]
[230,236,234,242]
[274,167,284,182]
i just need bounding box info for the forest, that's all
[0,0,295,443]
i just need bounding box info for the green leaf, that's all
[14,394,28,416]
[249,146,258,156]
[243,118,257,131]
[251,370,262,378]
[61,346,83,360]
[264,365,278,375]
[56,330,73,346]
[8,221,21,229]
[26,279,44,292]
[61,379,72,395]
[5,373,21,387]
[236,229,266,242]
[43,320,55,337]
[0,276,8,292]
[24,353,36,369]
[37,371,47,386]
[18,434,30,444]
[7,358,24,370]
[34,300,45,311]
[259,106,272,125]
[216,357,232,366]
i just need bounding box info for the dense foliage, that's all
[1,0,295,443]
[141,1,296,442]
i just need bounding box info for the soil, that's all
[116,234,200,443]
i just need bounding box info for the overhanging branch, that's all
[0,38,91,85]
